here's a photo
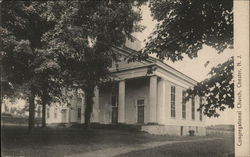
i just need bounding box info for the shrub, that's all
[189,130,195,136]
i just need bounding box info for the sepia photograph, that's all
[0,0,249,157]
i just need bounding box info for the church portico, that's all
[94,73,183,125]
[97,76,150,125]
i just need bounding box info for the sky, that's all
[133,4,234,125]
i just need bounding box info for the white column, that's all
[118,80,125,123]
[157,79,166,124]
[149,76,157,123]
[71,90,78,122]
[92,86,100,122]
[2,102,5,113]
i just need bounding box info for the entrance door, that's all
[137,99,144,124]
[61,109,67,123]
[111,95,118,124]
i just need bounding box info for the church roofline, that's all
[112,46,198,85]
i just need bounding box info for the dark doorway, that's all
[61,109,67,123]
[137,99,144,124]
[111,95,118,124]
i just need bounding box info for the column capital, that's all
[117,79,126,82]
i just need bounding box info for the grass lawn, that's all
[117,135,234,157]
[1,125,234,157]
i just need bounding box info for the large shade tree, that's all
[143,0,233,117]
[1,1,64,131]
[42,0,145,126]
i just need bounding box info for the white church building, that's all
[46,39,206,136]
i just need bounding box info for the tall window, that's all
[47,108,50,118]
[199,97,202,121]
[77,108,81,120]
[171,86,176,118]
[54,108,57,118]
[111,95,118,107]
[182,91,186,119]
[191,96,195,120]
[37,106,41,118]
[77,97,82,106]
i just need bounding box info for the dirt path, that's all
[67,137,222,157]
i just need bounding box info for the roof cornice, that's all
[111,46,198,85]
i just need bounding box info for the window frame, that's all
[191,96,195,120]
[182,91,186,119]
[199,97,203,121]
[77,108,81,120]
[137,99,145,107]
[170,85,176,118]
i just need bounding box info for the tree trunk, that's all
[84,86,95,128]
[28,89,35,133]
[41,97,46,128]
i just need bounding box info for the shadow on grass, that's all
[1,125,234,157]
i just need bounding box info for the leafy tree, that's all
[1,0,146,129]
[1,1,63,131]
[1,26,37,131]
[185,57,233,117]
[35,58,64,128]
[143,0,233,117]
[42,0,145,127]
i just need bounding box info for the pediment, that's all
[109,46,155,72]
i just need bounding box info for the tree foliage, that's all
[41,0,145,126]
[144,0,233,61]
[144,0,233,117]
[1,1,64,130]
[185,57,233,117]
[1,0,146,129]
